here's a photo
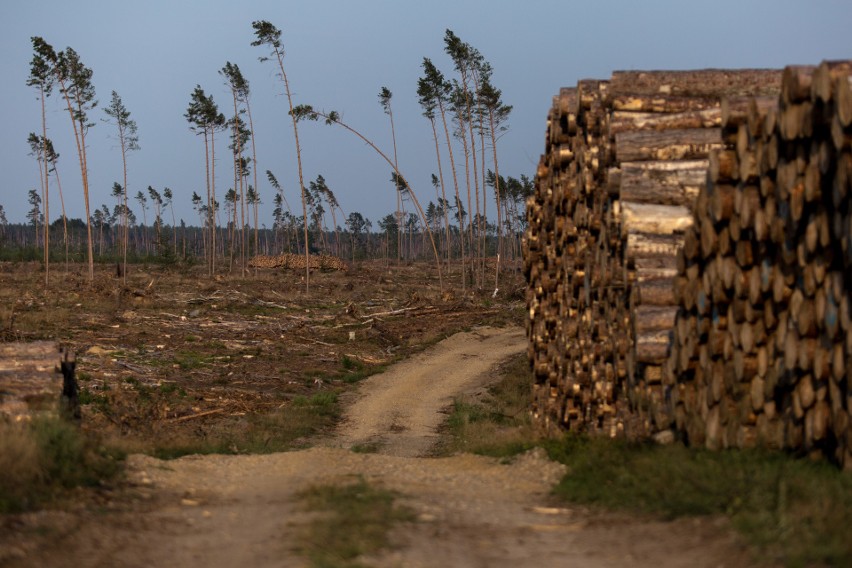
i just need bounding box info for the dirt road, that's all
[3,326,752,567]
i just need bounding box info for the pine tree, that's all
[27,40,54,285]
[32,38,98,281]
[103,90,140,282]
[186,85,225,275]
[252,20,311,291]
[421,57,464,289]
[379,87,403,263]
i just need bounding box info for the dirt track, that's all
[3,326,753,567]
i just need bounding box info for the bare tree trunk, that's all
[203,130,212,276]
[39,86,50,287]
[429,117,451,267]
[246,101,259,275]
[271,48,310,292]
[438,99,465,290]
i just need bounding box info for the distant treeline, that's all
[0,209,528,266]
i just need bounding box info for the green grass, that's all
[437,353,539,458]
[351,441,383,454]
[339,356,379,384]
[543,435,852,567]
[173,349,212,369]
[295,476,415,567]
[0,416,124,513]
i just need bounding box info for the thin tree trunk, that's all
[39,86,50,287]
[52,161,69,272]
[246,101,259,275]
[203,129,212,276]
[118,122,129,285]
[438,99,464,290]
[387,103,401,265]
[429,117,451,267]
[270,47,310,292]
[487,110,503,291]
[57,86,95,282]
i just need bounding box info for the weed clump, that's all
[296,477,415,567]
[0,416,123,512]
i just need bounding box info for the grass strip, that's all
[296,476,415,568]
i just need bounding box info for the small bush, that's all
[0,416,123,512]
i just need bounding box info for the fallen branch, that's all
[168,408,225,423]
[361,306,433,319]
[115,360,148,374]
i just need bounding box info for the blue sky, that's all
[1,0,850,228]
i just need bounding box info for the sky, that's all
[1,0,851,229]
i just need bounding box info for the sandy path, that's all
[331,325,527,457]
[2,326,754,568]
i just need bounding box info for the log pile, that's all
[527,61,852,467]
[525,69,782,438]
[668,61,852,467]
[0,342,77,421]
[526,80,621,435]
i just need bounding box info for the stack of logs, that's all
[0,342,77,421]
[526,61,852,466]
[668,61,852,467]
[525,68,782,438]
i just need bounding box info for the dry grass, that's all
[437,353,540,458]
[0,416,123,513]
[0,422,43,507]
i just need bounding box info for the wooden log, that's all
[557,87,579,128]
[621,202,693,236]
[710,184,737,223]
[811,60,852,103]
[682,226,701,260]
[779,101,814,140]
[609,109,722,134]
[709,150,739,183]
[748,97,780,139]
[837,73,852,127]
[0,342,75,420]
[610,94,720,114]
[782,65,817,104]
[636,329,673,363]
[626,232,683,259]
[635,259,679,280]
[636,277,677,306]
[619,160,707,206]
[616,128,723,162]
[635,305,679,334]
[721,97,752,130]
[609,69,783,99]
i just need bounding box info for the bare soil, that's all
[0,261,754,567]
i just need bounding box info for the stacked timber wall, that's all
[525,62,852,467]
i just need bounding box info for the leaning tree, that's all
[291,105,444,292]
[251,20,312,292]
[379,87,403,264]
